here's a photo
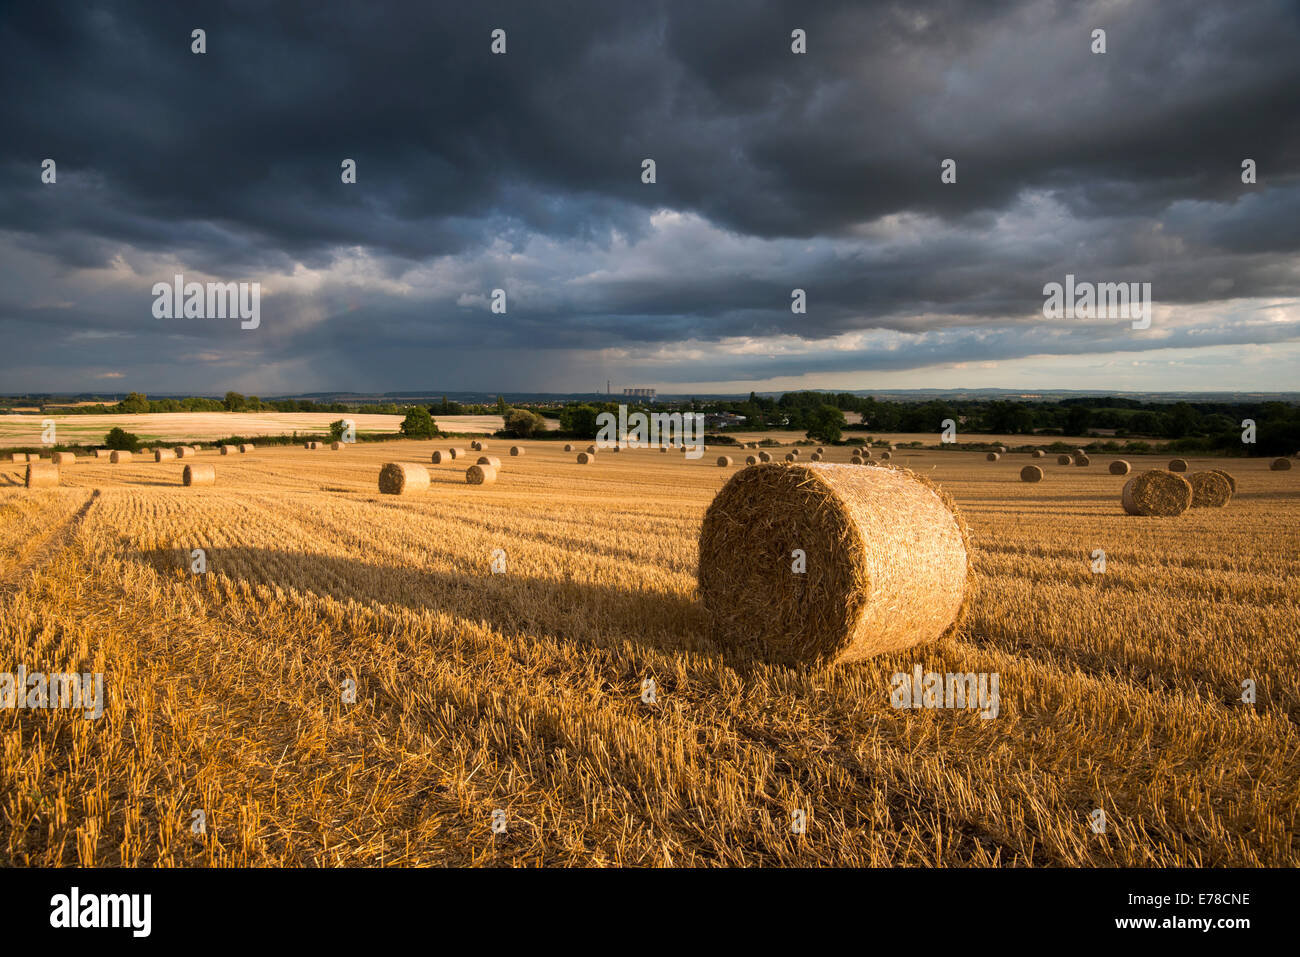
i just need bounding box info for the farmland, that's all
[2,440,1297,866]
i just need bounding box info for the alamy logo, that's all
[152,273,260,329]
[890,665,999,719]
[595,404,706,459]
[1043,274,1151,330]
[1,667,103,720]
[50,887,151,937]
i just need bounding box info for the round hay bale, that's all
[1109,460,1131,475]
[239,444,254,453]
[475,441,488,450]
[25,463,59,488]
[1032,450,1045,458]
[175,446,196,458]
[1074,454,1091,467]
[330,441,343,451]
[816,447,825,455]
[1074,449,1086,457]
[586,445,598,455]
[53,452,75,465]
[758,451,772,463]
[1210,468,1236,493]
[154,448,176,462]
[477,455,502,468]
[986,452,1000,462]
[1122,470,1193,516]
[563,444,574,452]
[1270,457,1292,471]
[469,441,482,452]
[997,446,1008,454]
[850,456,864,465]
[785,453,797,462]
[1188,471,1232,508]
[378,462,430,495]
[431,450,448,464]
[810,452,822,461]
[860,449,873,459]
[510,446,525,456]
[466,464,497,485]
[447,447,463,459]
[1168,458,1188,472]
[716,456,733,467]
[183,464,215,487]
[110,450,132,463]
[698,463,970,666]
[1020,465,1044,483]
[8,452,28,463]
[1057,454,1072,465]
[745,455,759,466]
[789,449,800,458]
[661,446,669,453]
[93,450,112,459]
[577,451,595,464]
[219,445,233,455]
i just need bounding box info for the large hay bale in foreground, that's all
[1056,454,1072,465]
[154,448,176,462]
[986,452,1000,462]
[1188,471,1232,508]
[716,456,733,467]
[1168,458,1188,472]
[378,462,430,495]
[1271,457,1292,471]
[1210,468,1237,493]
[576,451,595,464]
[477,455,502,468]
[1122,470,1192,516]
[1020,465,1044,483]
[110,450,132,463]
[466,464,497,484]
[698,463,970,667]
[510,446,525,456]
[1109,460,1131,475]
[1074,454,1091,467]
[25,463,59,488]
[183,464,215,487]
[53,452,75,465]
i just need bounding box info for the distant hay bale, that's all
[154,448,176,462]
[986,452,1000,461]
[510,446,525,456]
[1122,469,1193,516]
[850,455,864,465]
[431,450,448,464]
[175,446,196,458]
[1074,454,1091,467]
[1109,460,1131,475]
[239,444,254,453]
[378,462,430,495]
[1074,449,1086,456]
[586,445,598,455]
[1168,458,1188,472]
[1271,457,1292,471]
[25,463,58,488]
[93,450,111,459]
[448,447,463,459]
[577,451,595,464]
[477,455,502,468]
[1020,465,1044,483]
[1057,454,1072,465]
[716,456,733,467]
[466,464,497,484]
[816,447,825,455]
[563,444,574,452]
[1210,468,1237,493]
[476,441,488,450]
[810,452,822,461]
[1032,450,1045,458]
[745,455,758,465]
[330,441,343,451]
[110,450,132,463]
[183,464,215,487]
[785,453,797,462]
[880,451,891,460]
[698,463,970,666]
[661,446,669,453]
[758,451,772,463]
[789,449,800,458]
[53,452,75,465]
[469,441,482,451]
[220,445,233,455]
[997,446,1007,454]
[860,449,872,459]
[9,452,28,462]
[1188,471,1232,508]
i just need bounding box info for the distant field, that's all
[0,412,537,447]
[728,430,1118,447]
[2,441,1295,865]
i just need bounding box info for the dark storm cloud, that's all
[0,0,1298,391]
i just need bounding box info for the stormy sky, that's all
[2,0,1298,395]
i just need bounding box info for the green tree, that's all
[224,391,245,412]
[118,391,149,414]
[496,395,508,415]
[104,427,141,451]
[805,405,846,443]
[559,404,602,439]
[399,406,439,438]
[328,419,349,441]
[504,408,546,437]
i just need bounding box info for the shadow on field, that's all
[130,545,719,661]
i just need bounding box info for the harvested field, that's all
[1,442,1297,867]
